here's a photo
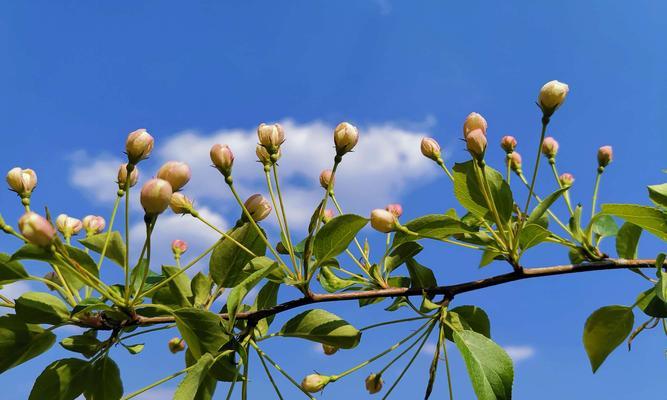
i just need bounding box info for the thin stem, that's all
[121,324,176,341]
[331,194,371,267]
[505,154,512,184]
[122,366,192,400]
[225,373,239,400]
[522,117,549,217]
[249,341,316,400]
[255,346,285,400]
[477,163,510,248]
[242,346,250,400]
[437,159,454,181]
[518,173,572,234]
[273,165,299,272]
[591,170,603,219]
[49,267,78,306]
[378,322,433,374]
[97,194,122,270]
[360,316,430,331]
[441,321,454,400]
[436,237,482,250]
[192,212,257,258]
[55,253,121,303]
[550,160,574,215]
[124,172,131,303]
[133,216,156,301]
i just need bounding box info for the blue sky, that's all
[1,1,666,399]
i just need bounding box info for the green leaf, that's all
[392,214,476,246]
[0,253,29,284]
[453,161,514,223]
[453,330,513,400]
[84,357,123,400]
[209,223,267,287]
[582,305,634,373]
[616,223,642,259]
[226,258,278,330]
[60,334,102,358]
[173,308,229,359]
[279,309,361,349]
[450,306,491,338]
[601,204,667,241]
[190,272,213,308]
[648,182,667,208]
[635,288,667,318]
[16,292,70,325]
[317,266,363,293]
[657,256,667,302]
[527,187,568,225]
[123,343,144,355]
[79,231,126,267]
[313,214,368,265]
[11,244,58,263]
[0,315,56,373]
[518,223,551,250]
[479,248,503,267]
[29,358,89,400]
[174,353,215,400]
[252,281,280,337]
[587,214,618,239]
[569,204,585,242]
[406,258,437,290]
[162,265,193,308]
[384,242,423,273]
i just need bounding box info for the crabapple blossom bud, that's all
[169,193,194,215]
[210,144,234,177]
[463,112,487,138]
[6,167,37,197]
[43,271,61,291]
[538,80,569,117]
[125,129,154,165]
[55,214,83,238]
[370,209,397,233]
[18,212,56,247]
[500,136,517,153]
[385,203,403,218]
[506,151,523,174]
[333,122,359,155]
[365,373,384,394]
[168,337,185,353]
[559,173,575,186]
[322,344,338,355]
[597,145,613,168]
[465,129,487,161]
[256,145,272,166]
[301,374,331,393]
[420,137,441,161]
[140,179,173,215]
[244,194,272,222]
[541,136,559,159]
[82,215,106,235]
[117,163,139,189]
[171,240,188,257]
[322,209,335,224]
[257,123,285,154]
[156,161,191,192]
[319,169,335,190]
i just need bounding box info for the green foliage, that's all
[0,315,56,373]
[209,223,267,287]
[15,292,70,325]
[453,161,514,223]
[0,253,29,284]
[29,358,90,400]
[392,214,476,246]
[313,214,368,266]
[79,231,126,267]
[279,309,361,349]
[85,357,123,400]
[583,305,634,373]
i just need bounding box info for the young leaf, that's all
[392,214,476,247]
[518,224,551,250]
[313,214,368,265]
[582,305,634,373]
[647,182,667,208]
[85,356,123,400]
[615,223,642,259]
[526,187,568,225]
[279,309,361,349]
[15,292,70,325]
[79,231,126,267]
[635,288,667,318]
[453,161,514,223]
[209,223,267,287]
[123,343,145,355]
[173,308,229,358]
[317,266,363,293]
[162,265,193,308]
[384,242,423,273]
[252,281,280,337]
[226,259,278,330]
[0,315,56,373]
[0,253,29,284]
[60,334,102,358]
[190,272,213,307]
[406,258,437,290]
[11,243,58,263]
[601,204,667,241]
[450,305,491,338]
[28,358,89,400]
[589,214,618,239]
[174,353,215,400]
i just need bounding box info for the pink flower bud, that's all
[244,194,272,222]
[6,167,37,197]
[319,169,335,190]
[257,123,285,153]
[538,80,569,116]
[365,373,384,394]
[559,172,575,186]
[169,192,194,214]
[370,209,397,233]
[506,151,523,174]
[322,344,338,355]
[18,212,56,247]
[210,144,234,177]
[156,161,191,192]
[301,374,331,393]
[168,337,185,353]
[597,145,613,168]
[420,137,441,161]
[322,209,335,224]
[171,239,188,256]
[256,145,272,166]
[541,136,559,159]
[500,136,517,153]
[55,214,83,237]
[465,129,487,161]
[463,112,487,138]
[82,215,106,234]
[385,203,403,218]
[117,163,139,189]
[140,178,173,215]
[333,122,359,155]
[125,129,154,165]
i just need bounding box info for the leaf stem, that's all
[273,165,299,273]
[192,212,257,258]
[254,345,284,400]
[549,160,574,216]
[591,170,603,219]
[249,341,316,399]
[331,194,371,267]
[96,193,122,270]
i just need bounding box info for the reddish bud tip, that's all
[500,135,517,153]
[125,129,154,164]
[463,112,488,139]
[140,178,173,215]
[82,215,106,235]
[597,145,613,168]
[171,239,188,256]
[465,129,487,161]
[385,203,403,218]
[19,212,56,247]
[370,209,397,233]
[420,137,441,161]
[319,169,335,190]
[156,161,191,192]
[541,136,559,159]
[55,214,83,237]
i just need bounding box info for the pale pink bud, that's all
[156,161,191,192]
[82,215,106,234]
[541,136,559,159]
[463,112,487,138]
[301,374,331,393]
[420,137,441,161]
[500,136,517,153]
[6,167,37,197]
[257,123,285,153]
[333,122,359,155]
[365,373,384,394]
[322,209,335,224]
[169,192,194,214]
[559,172,575,186]
[506,151,523,173]
[210,144,234,177]
[465,129,487,161]
[18,212,56,247]
[385,203,403,218]
[538,80,569,116]
[597,145,613,168]
[168,337,185,353]
[140,178,173,215]
[125,129,154,164]
[244,194,272,222]
[319,169,335,190]
[256,145,272,166]
[370,209,397,233]
[322,344,338,355]
[55,214,83,237]
[117,163,139,189]
[171,240,188,256]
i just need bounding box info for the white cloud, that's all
[503,345,535,363]
[69,150,124,204]
[134,387,175,400]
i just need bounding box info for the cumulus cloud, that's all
[503,345,536,363]
[69,150,124,204]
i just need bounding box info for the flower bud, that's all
[597,145,613,168]
[322,344,338,356]
[257,123,285,153]
[169,192,194,215]
[465,129,487,161]
[140,178,173,215]
[125,129,154,164]
[333,122,359,155]
[541,136,559,159]
[500,136,517,153]
[168,337,185,353]
[420,137,441,161]
[322,209,335,224]
[55,214,83,238]
[256,145,272,166]
[300,374,331,393]
[117,163,139,189]
[171,240,188,257]
[370,209,397,233]
[365,373,384,394]
[210,144,234,177]
[82,215,106,235]
[18,212,56,247]
[385,204,403,218]
[559,172,575,186]
[244,194,272,222]
[6,167,37,197]
[319,169,335,190]
[538,80,569,116]
[156,161,191,192]
[463,112,487,138]
[506,151,523,174]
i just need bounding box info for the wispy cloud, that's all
[503,345,536,363]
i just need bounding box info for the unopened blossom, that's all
[169,193,194,215]
[385,203,403,218]
[538,80,569,116]
[171,240,188,257]
[507,151,523,174]
[333,122,359,155]
[244,194,272,222]
[168,337,185,353]
[117,163,139,189]
[465,129,487,161]
[301,374,331,393]
[140,178,173,215]
[156,161,191,192]
[370,209,397,233]
[500,136,517,153]
[322,344,338,356]
[597,145,613,168]
[322,209,335,224]
[365,373,384,394]
[19,212,56,247]
[55,214,83,237]
[125,129,154,164]
[541,136,559,159]
[6,167,37,197]
[256,145,272,166]
[559,173,575,186]
[420,137,441,161]
[319,169,335,190]
[463,112,487,138]
[257,123,285,153]
[210,144,234,177]
[82,215,106,235]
